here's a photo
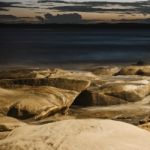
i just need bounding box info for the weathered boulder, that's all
[74,78,150,106]
[116,65,150,76]
[1,119,150,150]
[0,116,26,132]
[0,86,78,120]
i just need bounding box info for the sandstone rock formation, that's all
[1,86,78,120]
[0,68,92,120]
[116,65,150,76]
[0,78,90,92]
[1,119,150,150]
[74,77,150,106]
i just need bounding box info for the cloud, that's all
[0,0,150,23]
[0,1,39,11]
[0,2,21,11]
[38,13,88,23]
[51,5,134,13]
[38,0,150,15]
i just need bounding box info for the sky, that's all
[0,0,150,23]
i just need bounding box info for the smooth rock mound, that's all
[0,119,150,150]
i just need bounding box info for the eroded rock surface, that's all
[0,78,90,92]
[1,86,78,120]
[0,68,93,120]
[74,76,150,106]
[1,67,150,125]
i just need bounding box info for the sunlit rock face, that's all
[116,65,150,76]
[0,68,92,92]
[74,77,150,106]
[0,86,78,120]
[1,67,150,124]
[1,119,150,150]
[0,68,92,120]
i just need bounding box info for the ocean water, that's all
[0,28,150,67]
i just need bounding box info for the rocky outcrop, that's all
[74,78,150,106]
[0,86,79,120]
[0,68,94,120]
[116,65,150,76]
[1,119,150,150]
[5,86,78,120]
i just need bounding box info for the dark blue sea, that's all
[0,28,150,68]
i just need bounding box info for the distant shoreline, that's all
[0,23,150,29]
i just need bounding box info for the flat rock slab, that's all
[0,78,91,92]
[1,119,150,150]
